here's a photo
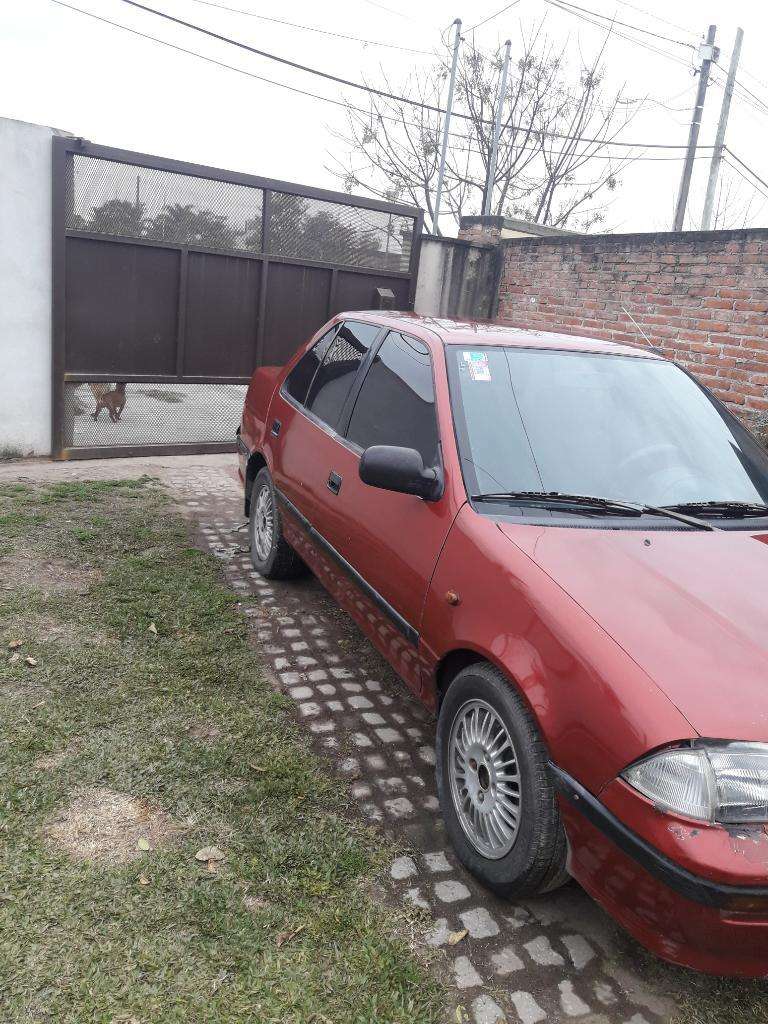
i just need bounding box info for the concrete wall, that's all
[0,118,64,456]
[414,236,499,320]
[498,229,768,442]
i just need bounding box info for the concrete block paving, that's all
[167,464,674,1024]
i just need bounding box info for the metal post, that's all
[701,27,743,230]
[673,24,718,231]
[433,18,462,235]
[483,39,512,217]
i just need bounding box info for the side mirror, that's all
[359,445,442,501]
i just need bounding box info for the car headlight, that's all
[622,742,768,824]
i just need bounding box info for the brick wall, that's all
[497,229,768,441]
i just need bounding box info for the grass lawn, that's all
[0,479,443,1024]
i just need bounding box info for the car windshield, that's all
[448,346,768,508]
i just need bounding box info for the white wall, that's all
[0,118,63,456]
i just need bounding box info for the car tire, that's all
[436,662,569,898]
[248,468,307,579]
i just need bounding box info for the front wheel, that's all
[436,662,569,898]
[248,468,307,579]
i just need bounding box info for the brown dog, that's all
[92,383,127,422]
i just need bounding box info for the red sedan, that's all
[237,312,768,977]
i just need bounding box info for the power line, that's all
[606,0,700,42]
[542,0,694,70]
[182,0,435,56]
[108,0,712,149]
[722,158,768,205]
[466,1,521,33]
[724,148,768,196]
[541,0,694,49]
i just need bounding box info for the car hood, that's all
[497,521,768,741]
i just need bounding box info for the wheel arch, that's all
[244,450,268,516]
[434,646,549,745]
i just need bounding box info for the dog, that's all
[91,382,127,422]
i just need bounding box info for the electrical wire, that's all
[722,158,768,205]
[103,0,712,149]
[466,1,521,33]
[724,148,768,196]
[539,0,693,49]
[181,0,436,56]
[542,0,694,71]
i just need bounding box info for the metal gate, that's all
[52,137,423,459]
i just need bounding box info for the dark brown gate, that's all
[52,137,423,459]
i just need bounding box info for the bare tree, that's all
[328,26,638,235]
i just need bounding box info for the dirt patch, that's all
[0,551,99,596]
[5,615,114,649]
[45,787,180,864]
[34,742,80,771]
[187,721,224,744]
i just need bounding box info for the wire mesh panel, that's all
[268,191,413,271]
[67,154,263,252]
[63,382,247,449]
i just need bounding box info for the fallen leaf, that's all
[195,846,225,863]
[276,924,305,948]
[8,653,20,665]
[137,837,151,851]
[148,622,158,635]
[447,928,468,946]
[138,874,150,886]
[249,763,267,773]
[8,639,23,650]
[25,656,37,667]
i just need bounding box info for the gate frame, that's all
[51,136,424,460]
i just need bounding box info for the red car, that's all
[237,311,768,977]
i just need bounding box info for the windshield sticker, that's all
[462,351,492,382]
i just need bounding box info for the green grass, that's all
[0,479,442,1024]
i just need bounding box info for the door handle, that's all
[271,419,281,437]
[327,471,342,495]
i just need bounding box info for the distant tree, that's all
[145,203,241,248]
[85,198,147,237]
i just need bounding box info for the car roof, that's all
[337,310,664,360]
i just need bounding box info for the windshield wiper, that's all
[471,491,717,531]
[663,500,768,519]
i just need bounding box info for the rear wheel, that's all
[436,662,569,897]
[248,468,306,579]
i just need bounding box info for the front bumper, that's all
[553,764,768,977]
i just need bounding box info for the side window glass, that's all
[305,321,380,428]
[283,326,337,405]
[346,331,439,467]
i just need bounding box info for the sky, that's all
[1,0,767,235]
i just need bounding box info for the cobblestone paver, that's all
[1,455,678,1023]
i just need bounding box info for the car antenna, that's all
[622,306,663,356]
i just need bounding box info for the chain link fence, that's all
[63,382,247,449]
[67,154,413,271]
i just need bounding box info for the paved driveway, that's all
[0,454,683,1023]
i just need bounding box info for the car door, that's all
[314,329,459,694]
[269,319,382,558]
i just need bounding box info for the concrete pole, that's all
[433,18,462,235]
[673,24,717,231]
[701,27,743,230]
[483,39,512,217]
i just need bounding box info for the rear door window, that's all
[346,331,440,467]
[305,321,380,429]
[283,325,338,405]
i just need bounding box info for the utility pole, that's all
[673,24,718,231]
[482,39,512,216]
[433,17,462,235]
[701,27,743,230]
